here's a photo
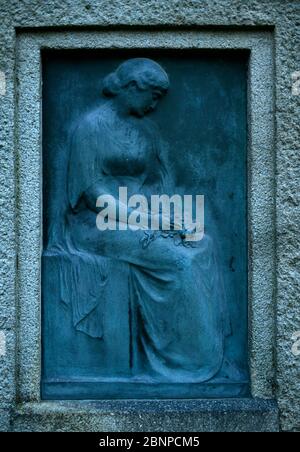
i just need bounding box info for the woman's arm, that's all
[83,180,177,232]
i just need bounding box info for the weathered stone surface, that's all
[12,400,279,433]
[0,409,10,432]
[0,0,299,432]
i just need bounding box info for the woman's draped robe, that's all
[56,107,231,382]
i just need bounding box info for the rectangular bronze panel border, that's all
[15,30,275,408]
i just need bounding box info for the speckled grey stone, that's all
[0,408,10,432]
[0,0,299,432]
[11,400,279,433]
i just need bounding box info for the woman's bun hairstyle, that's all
[102,58,169,98]
[102,72,121,97]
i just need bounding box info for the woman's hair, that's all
[102,58,170,97]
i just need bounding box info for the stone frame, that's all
[14,29,277,431]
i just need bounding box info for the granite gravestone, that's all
[42,52,248,399]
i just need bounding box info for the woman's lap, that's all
[69,209,211,273]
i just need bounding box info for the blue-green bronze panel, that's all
[42,51,248,399]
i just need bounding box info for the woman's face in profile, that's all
[120,81,164,118]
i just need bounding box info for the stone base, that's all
[11,399,279,432]
[0,409,11,432]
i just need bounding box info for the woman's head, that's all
[102,58,169,117]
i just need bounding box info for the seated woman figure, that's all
[62,58,230,382]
